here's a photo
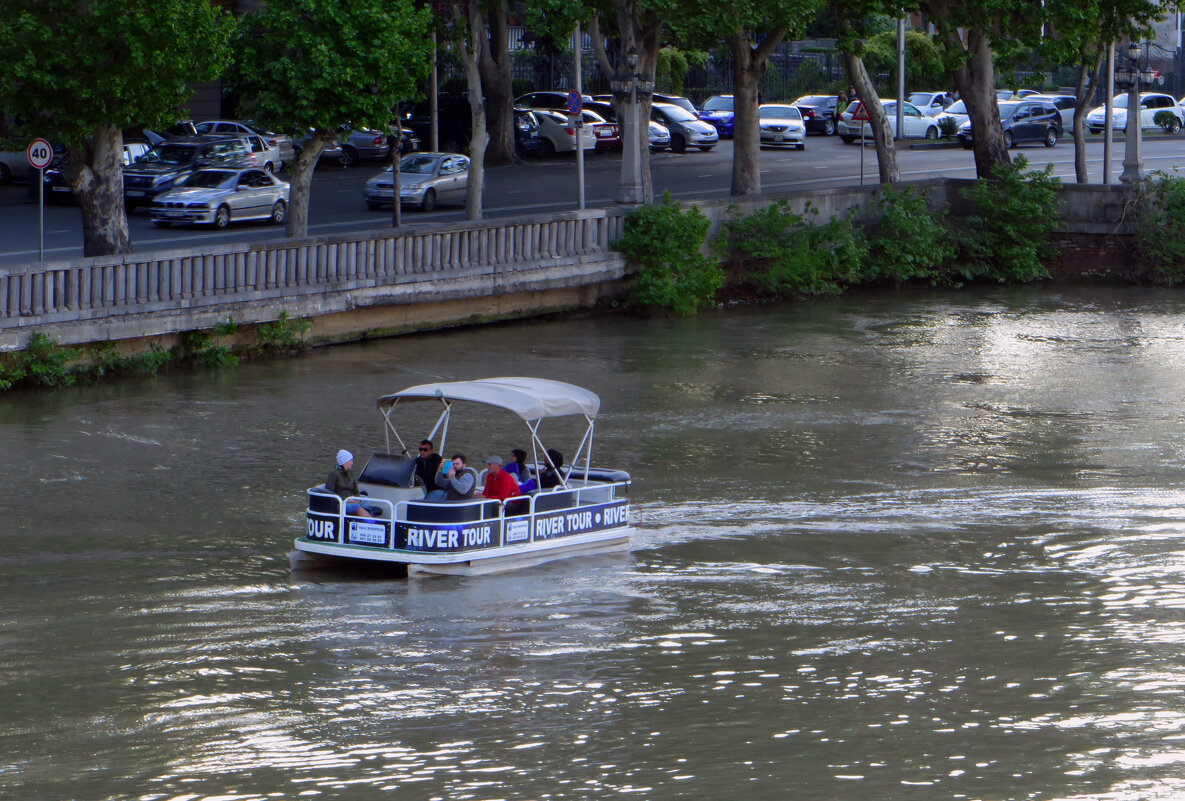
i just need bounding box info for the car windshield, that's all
[703,96,734,112]
[944,100,967,115]
[400,155,440,175]
[760,106,802,120]
[182,170,236,188]
[137,145,195,165]
[907,93,934,106]
[660,105,698,122]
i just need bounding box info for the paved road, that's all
[0,134,1179,267]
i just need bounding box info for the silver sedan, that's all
[149,167,289,228]
[364,153,470,212]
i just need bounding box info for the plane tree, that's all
[0,0,234,257]
[232,0,433,238]
[669,0,822,196]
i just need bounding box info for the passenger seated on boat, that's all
[505,449,528,483]
[539,448,565,490]
[413,439,443,490]
[425,453,478,501]
[481,455,522,502]
[326,449,372,517]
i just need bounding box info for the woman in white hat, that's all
[326,449,372,517]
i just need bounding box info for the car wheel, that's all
[925,126,938,140]
[840,135,855,144]
[1089,127,1102,135]
[671,134,687,153]
[153,221,171,228]
[823,118,836,136]
[0,163,10,185]
[1003,130,1014,149]
[697,146,714,152]
[213,205,231,229]
[1171,118,1182,134]
[270,200,287,225]
[263,161,275,173]
[421,188,437,212]
[339,147,358,167]
[796,143,805,151]
[1044,127,1059,147]
[539,138,556,157]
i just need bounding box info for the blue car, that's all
[699,95,735,137]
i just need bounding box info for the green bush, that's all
[715,199,867,297]
[256,310,312,353]
[956,155,1061,282]
[865,186,955,285]
[175,329,238,368]
[1132,170,1185,284]
[614,192,723,315]
[938,116,960,138]
[1154,109,1181,133]
[1,333,83,388]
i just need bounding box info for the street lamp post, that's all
[1117,40,1160,183]
[611,46,654,205]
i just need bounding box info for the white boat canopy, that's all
[377,377,600,421]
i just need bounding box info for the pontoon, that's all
[292,377,632,576]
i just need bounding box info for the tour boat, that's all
[292,377,632,576]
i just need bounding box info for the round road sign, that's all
[27,139,54,170]
[567,90,583,115]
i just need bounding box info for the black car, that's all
[957,100,1062,149]
[122,135,253,208]
[404,97,544,155]
[793,95,840,135]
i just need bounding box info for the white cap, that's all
[336,449,353,466]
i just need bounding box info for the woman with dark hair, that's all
[505,448,529,483]
[540,448,565,490]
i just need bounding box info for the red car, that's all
[583,109,620,151]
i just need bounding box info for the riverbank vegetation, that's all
[0,312,311,391]
[619,156,1068,314]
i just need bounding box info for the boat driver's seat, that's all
[358,453,418,488]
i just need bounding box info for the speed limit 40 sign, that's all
[27,138,53,170]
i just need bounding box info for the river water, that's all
[4,286,1185,801]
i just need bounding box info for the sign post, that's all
[569,49,585,212]
[849,102,871,187]
[27,139,54,262]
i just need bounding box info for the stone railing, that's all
[0,208,628,349]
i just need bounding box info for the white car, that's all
[649,120,671,150]
[1086,92,1183,133]
[933,98,970,131]
[838,100,940,142]
[650,103,719,152]
[363,152,469,212]
[149,167,289,229]
[757,104,806,150]
[1028,94,1078,130]
[534,110,596,156]
[907,91,954,117]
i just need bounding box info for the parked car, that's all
[699,95,735,136]
[757,104,806,149]
[123,135,253,208]
[585,100,671,151]
[957,99,1061,148]
[404,97,537,155]
[142,120,199,144]
[1028,94,1078,130]
[0,140,65,183]
[244,134,283,172]
[363,152,469,212]
[148,167,290,229]
[337,125,394,165]
[652,93,699,116]
[44,140,152,202]
[838,100,940,142]
[194,120,294,164]
[582,109,620,150]
[515,91,594,112]
[534,110,596,156]
[906,91,954,117]
[650,103,718,152]
[1086,92,1183,133]
[514,108,543,155]
[792,95,840,135]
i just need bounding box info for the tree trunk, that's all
[726,27,785,196]
[844,52,898,184]
[462,4,488,220]
[920,1,1009,179]
[286,129,335,238]
[478,1,517,166]
[71,123,132,257]
[612,1,660,205]
[1073,50,1103,184]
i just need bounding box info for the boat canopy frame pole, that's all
[382,399,452,458]
[382,401,411,455]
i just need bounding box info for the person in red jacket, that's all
[481,455,522,502]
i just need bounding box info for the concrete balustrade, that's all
[0,181,1135,353]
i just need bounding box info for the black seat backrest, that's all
[359,453,417,488]
[404,500,500,523]
[308,489,341,513]
[534,490,575,512]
